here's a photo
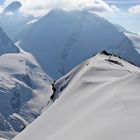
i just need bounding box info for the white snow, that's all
[0,44,53,139]
[13,52,140,140]
[0,8,140,140]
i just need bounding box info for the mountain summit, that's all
[19,9,140,79]
[13,51,140,140]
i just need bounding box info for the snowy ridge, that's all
[13,51,140,140]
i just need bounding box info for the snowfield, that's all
[0,29,53,139]
[0,49,53,139]
[13,52,140,140]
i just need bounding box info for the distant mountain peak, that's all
[3,1,22,13]
[19,9,140,79]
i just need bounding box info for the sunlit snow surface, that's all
[13,53,140,140]
[0,47,53,139]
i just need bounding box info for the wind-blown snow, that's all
[13,52,140,140]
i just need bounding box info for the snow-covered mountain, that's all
[0,29,53,139]
[13,51,140,140]
[19,9,140,79]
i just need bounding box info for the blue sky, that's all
[0,0,4,4]
[105,0,139,9]
[104,0,140,34]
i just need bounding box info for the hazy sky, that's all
[0,0,140,34]
[104,0,140,34]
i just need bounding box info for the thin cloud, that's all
[105,0,140,4]
[110,5,120,11]
[0,6,3,13]
[128,4,140,14]
[3,0,116,16]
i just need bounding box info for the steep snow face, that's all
[0,28,19,55]
[0,48,53,139]
[13,52,140,140]
[19,9,140,79]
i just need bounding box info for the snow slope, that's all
[19,9,140,79]
[0,43,53,139]
[13,51,140,140]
